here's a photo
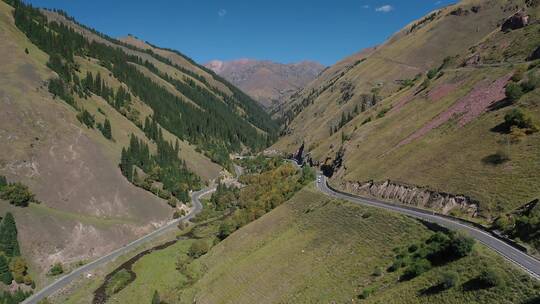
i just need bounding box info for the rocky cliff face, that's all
[334,180,479,218]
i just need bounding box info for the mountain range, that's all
[204,59,325,110]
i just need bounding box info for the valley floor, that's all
[61,185,540,304]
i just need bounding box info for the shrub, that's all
[376,107,391,119]
[521,72,539,92]
[372,267,382,277]
[504,108,538,133]
[388,259,403,272]
[477,267,504,287]
[439,271,459,290]
[449,234,475,258]
[47,263,63,276]
[427,68,439,79]
[402,259,432,280]
[167,197,177,208]
[358,287,374,299]
[188,240,209,258]
[510,126,528,143]
[361,117,372,125]
[0,183,34,207]
[505,82,524,102]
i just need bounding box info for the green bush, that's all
[361,117,372,125]
[505,82,524,102]
[427,68,439,79]
[188,240,209,258]
[477,267,504,288]
[358,287,374,299]
[47,263,64,276]
[376,107,391,119]
[449,234,475,258]
[439,271,459,289]
[504,108,538,133]
[402,258,432,280]
[0,183,34,207]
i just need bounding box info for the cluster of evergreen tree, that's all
[81,71,131,113]
[5,0,276,164]
[0,212,33,302]
[330,105,359,135]
[0,289,32,304]
[120,131,200,203]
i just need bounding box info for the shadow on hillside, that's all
[462,277,492,291]
[482,153,510,166]
[488,98,513,113]
[419,283,446,296]
[490,122,511,134]
[521,296,540,304]
[417,219,450,233]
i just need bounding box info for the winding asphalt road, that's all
[22,186,216,304]
[22,163,540,303]
[316,174,540,280]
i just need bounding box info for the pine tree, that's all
[0,176,6,189]
[0,213,20,257]
[151,290,160,304]
[0,255,12,285]
[102,119,112,140]
[120,148,133,181]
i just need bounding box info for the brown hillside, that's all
[274,0,540,222]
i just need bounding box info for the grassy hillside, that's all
[274,0,540,222]
[0,0,276,284]
[94,186,539,304]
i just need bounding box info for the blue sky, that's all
[26,0,456,66]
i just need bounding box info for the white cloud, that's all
[218,9,227,17]
[362,4,370,9]
[375,5,393,13]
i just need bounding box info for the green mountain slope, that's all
[96,186,539,304]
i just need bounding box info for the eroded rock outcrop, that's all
[335,180,479,217]
[501,11,530,31]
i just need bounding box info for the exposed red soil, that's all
[428,82,461,102]
[398,74,511,147]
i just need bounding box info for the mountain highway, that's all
[315,173,540,280]
[22,186,216,304]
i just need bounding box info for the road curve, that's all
[315,174,540,280]
[22,186,216,304]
